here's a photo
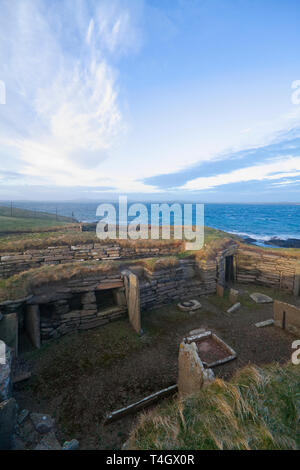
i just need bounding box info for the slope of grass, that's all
[0,205,75,233]
[129,362,300,450]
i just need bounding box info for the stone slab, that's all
[250,292,273,304]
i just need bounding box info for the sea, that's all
[1,201,300,246]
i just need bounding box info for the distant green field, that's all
[0,205,75,233]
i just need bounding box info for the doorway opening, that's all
[225,255,235,283]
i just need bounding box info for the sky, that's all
[1,0,300,202]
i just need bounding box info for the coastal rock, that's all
[250,293,273,304]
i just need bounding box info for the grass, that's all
[0,205,75,233]
[0,260,119,301]
[0,225,233,253]
[139,256,180,272]
[128,362,300,450]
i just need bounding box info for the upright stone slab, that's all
[25,305,41,349]
[178,342,214,398]
[0,312,18,356]
[0,344,12,402]
[274,300,300,336]
[124,272,141,335]
[0,398,17,450]
[216,284,224,298]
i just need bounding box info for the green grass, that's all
[0,205,75,233]
[129,362,300,450]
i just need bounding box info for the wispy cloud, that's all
[0,0,149,190]
[181,156,300,190]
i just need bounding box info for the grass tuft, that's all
[128,362,300,450]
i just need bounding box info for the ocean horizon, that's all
[1,201,300,245]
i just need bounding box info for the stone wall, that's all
[236,247,298,293]
[0,274,128,346]
[274,300,300,336]
[0,243,182,279]
[140,259,217,310]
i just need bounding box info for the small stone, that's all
[188,328,206,336]
[255,319,274,328]
[30,413,55,434]
[250,293,273,304]
[62,439,79,450]
[227,302,241,313]
[18,409,29,425]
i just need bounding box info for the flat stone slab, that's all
[250,293,273,304]
[255,319,274,328]
[177,300,202,312]
[227,302,241,313]
[188,328,206,336]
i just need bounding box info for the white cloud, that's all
[181,156,300,190]
[0,0,154,193]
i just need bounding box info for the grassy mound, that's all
[129,362,300,450]
[0,261,119,301]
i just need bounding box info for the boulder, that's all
[250,293,273,304]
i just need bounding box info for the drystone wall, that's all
[140,259,217,310]
[274,300,300,336]
[0,273,128,347]
[236,247,298,294]
[0,243,182,279]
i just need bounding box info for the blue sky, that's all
[1,0,300,201]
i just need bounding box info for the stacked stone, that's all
[236,248,297,293]
[37,275,126,340]
[140,260,217,311]
[0,243,183,279]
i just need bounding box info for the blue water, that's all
[1,201,300,244]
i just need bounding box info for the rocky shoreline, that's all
[243,236,300,248]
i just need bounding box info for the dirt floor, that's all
[13,283,298,450]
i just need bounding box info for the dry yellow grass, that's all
[0,261,119,302]
[128,363,300,450]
